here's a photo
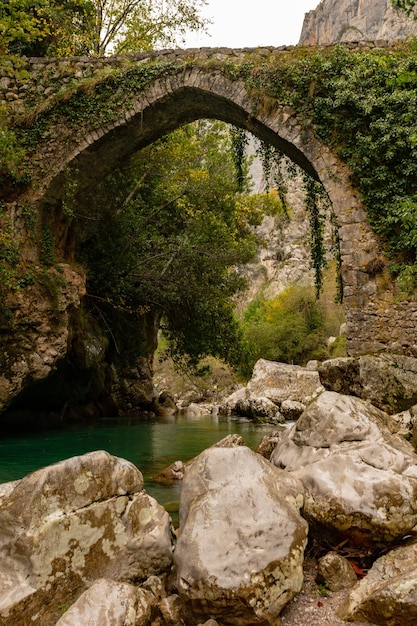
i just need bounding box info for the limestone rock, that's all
[299,0,417,46]
[319,354,417,414]
[174,446,308,625]
[338,542,417,625]
[280,399,305,421]
[316,551,357,592]
[152,434,245,485]
[0,264,85,413]
[234,396,283,421]
[159,594,186,626]
[0,451,173,626]
[219,359,322,418]
[256,430,284,459]
[177,402,213,418]
[248,359,323,405]
[55,578,155,626]
[270,391,417,545]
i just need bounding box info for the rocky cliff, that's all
[299,0,417,45]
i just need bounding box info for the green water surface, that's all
[0,415,277,517]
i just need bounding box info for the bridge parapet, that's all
[0,40,392,116]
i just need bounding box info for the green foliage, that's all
[76,121,265,367]
[40,224,56,265]
[0,124,26,186]
[0,0,95,56]
[105,0,209,55]
[230,127,250,190]
[226,42,417,293]
[0,202,35,323]
[303,175,329,298]
[0,0,208,57]
[242,285,325,369]
[241,279,345,372]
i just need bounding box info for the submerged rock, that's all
[174,446,308,625]
[0,451,173,626]
[270,391,417,546]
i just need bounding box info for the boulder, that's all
[234,396,283,421]
[55,578,157,625]
[338,542,417,625]
[152,434,245,485]
[178,402,213,418]
[256,430,284,459]
[319,354,417,414]
[219,359,322,418]
[159,594,186,626]
[270,391,417,546]
[247,359,323,405]
[174,446,308,625]
[280,399,305,421]
[0,451,173,626]
[316,552,357,592]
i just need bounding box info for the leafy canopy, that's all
[75,121,274,367]
[1,0,209,56]
[0,0,95,56]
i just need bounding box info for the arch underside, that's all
[44,86,319,204]
[35,75,408,357]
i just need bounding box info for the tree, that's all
[0,0,209,57]
[74,121,270,367]
[0,0,95,56]
[392,0,417,17]
[94,0,209,55]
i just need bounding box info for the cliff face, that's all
[299,0,417,45]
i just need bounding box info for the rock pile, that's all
[3,356,417,625]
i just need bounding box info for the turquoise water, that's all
[0,414,276,516]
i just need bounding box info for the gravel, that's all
[280,558,377,626]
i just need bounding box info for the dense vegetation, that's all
[220,40,417,294]
[75,121,282,370]
[2,0,417,384]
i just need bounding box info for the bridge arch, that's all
[29,65,392,357]
[3,49,417,415]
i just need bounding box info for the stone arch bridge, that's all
[1,44,416,411]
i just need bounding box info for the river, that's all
[0,414,277,522]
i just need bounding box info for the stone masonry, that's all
[1,43,417,412]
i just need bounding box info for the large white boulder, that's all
[219,359,322,419]
[0,451,173,626]
[247,358,323,405]
[270,391,417,545]
[174,446,308,625]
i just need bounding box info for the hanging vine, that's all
[330,209,343,303]
[303,174,328,299]
[255,140,292,216]
[229,126,249,190]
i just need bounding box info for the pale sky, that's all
[183,0,320,49]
